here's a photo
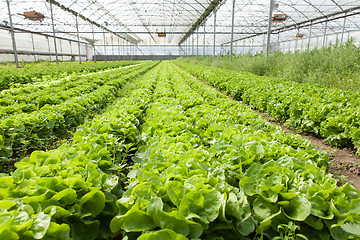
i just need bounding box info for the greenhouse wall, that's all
[0,28,92,62]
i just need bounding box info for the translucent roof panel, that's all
[0,0,359,47]
[201,0,360,46]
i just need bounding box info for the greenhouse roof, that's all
[0,0,359,46]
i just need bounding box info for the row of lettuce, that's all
[175,60,360,155]
[0,64,158,239]
[1,61,359,239]
[0,61,158,168]
[0,61,140,91]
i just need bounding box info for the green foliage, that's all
[175,60,360,155]
[1,61,360,240]
[0,61,157,168]
[0,65,159,239]
[0,61,141,91]
[110,62,360,239]
[179,41,360,91]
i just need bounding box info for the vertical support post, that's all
[316,36,319,48]
[188,38,191,56]
[266,0,275,56]
[111,35,114,61]
[131,44,134,60]
[288,40,291,52]
[301,37,304,51]
[103,30,107,62]
[243,40,245,54]
[230,0,236,61]
[30,33,37,62]
[277,33,280,52]
[184,39,186,55]
[203,25,206,59]
[75,14,82,64]
[308,22,312,51]
[251,38,254,55]
[295,27,299,52]
[59,38,63,61]
[341,14,346,44]
[192,35,194,56]
[213,7,217,61]
[92,24,96,63]
[118,38,121,61]
[70,40,73,59]
[47,36,51,61]
[323,19,328,47]
[149,38,152,57]
[5,0,20,68]
[197,29,199,57]
[49,0,59,64]
[123,40,125,58]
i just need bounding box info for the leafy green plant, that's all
[1,61,360,240]
[175,60,360,155]
[179,40,360,91]
[0,61,141,91]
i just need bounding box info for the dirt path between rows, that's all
[259,112,360,190]
[186,69,360,190]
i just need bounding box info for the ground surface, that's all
[268,118,360,190]
[194,74,360,191]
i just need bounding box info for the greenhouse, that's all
[1,0,360,239]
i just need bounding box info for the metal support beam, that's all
[92,24,96,63]
[301,37,304,51]
[30,33,37,62]
[288,40,291,52]
[59,37,63,61]
[197,29,199,57]
[203,25,206,59]
[112,36,114,61]
[184,40,187,56]
[213,8,217,60]
[179,0,223,45]
[341,14,347,44]
[6,0,20,68]
[251,38,254,55]
[307,22,312,50]
[47,37,51,61]
[222,5,360,45]
[230,0,236,61]
[75,14,82,64]
[295,27,299,52]
[118,38,121,61]
[323,20,328,47]
[266,0,275,55]
[47,0,138,44]
[316,36,319,48]
[103,30,107,62]
[49,0,59,64]
[192,35,194,56]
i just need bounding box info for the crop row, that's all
[175,60,360,155]
[0,62,359,239]
[0,64,159,239]
[0,61,158,166]
[0,61,140,91]
[0,63,146,118]
[109,62,359,239]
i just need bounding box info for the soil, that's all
[187,70,360,191]
[263,114,360,191]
